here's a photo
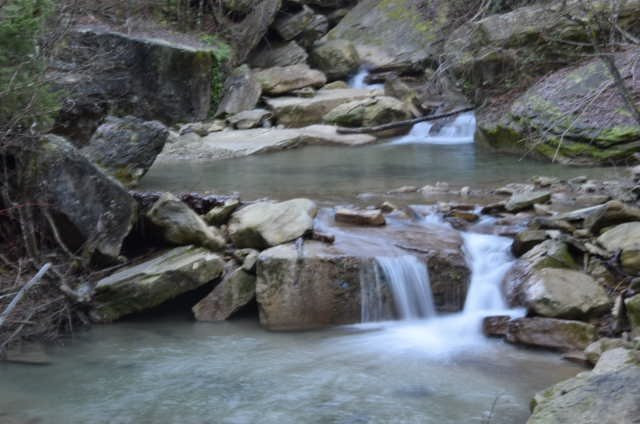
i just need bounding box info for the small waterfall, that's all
[349,67,384,90]
[361,256,436,322]
[392,113,476,145]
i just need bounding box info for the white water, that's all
[362,256,436,322]
[393,112,477,145]
[348,67,384,90]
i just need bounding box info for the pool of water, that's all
[140,142,618,202]
[0,318,583,424]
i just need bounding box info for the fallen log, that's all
[0,263,51,329]
[336,106,475,134]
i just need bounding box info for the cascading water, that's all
[392,112,477,145]
[348,67,384,90]
[361,255,436,322]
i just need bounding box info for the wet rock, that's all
[511,230,547,257]
[379,201,398,214]
[520,240,579,271]
[255,64,327,95]
[204,198,241,226]
[227,109,273,129]
[26,135,136,260]
[584,337,632,365]
[265,88,380,127]
[335,208,386,226]
[249,40,308,68]
[388,185,418,194]
[155,125,376,162]
[228,199,318,249]
[323,96,411,127]
[273,5,315,40]
[91,246,225,322]
[521,268,610,319]
[528,348,640,424]
[506,317,597,351]
[309,39,360,81]
[193,268,256,321]
[81,116,168,187]
[483,316,511,337]
[147,193,226,251]
[3,343,51,365]
[597,222,640,274]
[626,294,640,337]
[555,201,640,234]
[446,210,479,223]
[505,191,551,212]
[215,65,262,118]
[51,27,219,143]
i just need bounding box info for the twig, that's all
[336,107,475,134]
[0,263,51,329]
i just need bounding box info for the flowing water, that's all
[348,67,384,90]
[393,113,477,145]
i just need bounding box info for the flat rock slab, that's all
[193,268,256,321]
[506,317,597,351]
[155,125,376,162]
[335,208,386,226]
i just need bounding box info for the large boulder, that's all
[478,48,640,165]
[228,199,318,249]
[521,268,610,319]
[90,246,225,322]
[528,348,640,424]
[51,27,222,144]
[225,0,282,63]
[309,39,359,81]
[505,191,551,212]
[81,116,168,187]
[193,268,256,321]
[323,96,411,127]
[597,222,640,274]
[626,294,640,337]
[254,64,327,95]
[215,65,262,118]
[249,41,308,68]
[273,5,316,41]
[147,193,227,251]
[553,201,640,234]
[506,317,597,351]
[26,135,136,261]
[265,88,380,127]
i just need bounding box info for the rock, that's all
[335,208,386,226]
[323,96,411,127]
[26,135,136,260]
[528,348,640,424]
[446,210,479,223]
[91,246,224,322]
[227,109,273,129]
[249,40,308,68]
[154,125,376,162]
[215,65,262,118]
[522,268,610,319]
[51,27,220,143]
[228,199,318,249]
[265,88,380,127]
[226,0,282,64]
[81,116,168,187]
[192,268,256,321]
[147,193,226,251]
[495,183,535,195]
[506,317,597,351]
[273,5,315,41]
[254,64,327,95]
[309,39,360,81]
[483,316,511,337]
[379,201,398,213]
[584,338,632,365]
[520,240,578,271]
[296,13,329,49]
[204,198,240,226]
[3,343,51,365]
[324,81,349,89]
[220,0,254,13]
[478,48,640,165]
[241,249,260,273]
[555,201,640,234]
[505,191,551,212]
[597,222,640,274]
[626,294,640,337]
[388,185,418,194]
[511,230,547,257]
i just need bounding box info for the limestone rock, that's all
[555,201,640,234]
[511,230,547,257]
[91,246,225,322]
[295,13,329,49]
[506,317,597,351]
[273,5,315,40]
[323,96,411,127]
[228,199,318,249]
[522,268,610,319]
[215,65,262,118]
[505,191,551,212]
[254,64,327,95]
[584,337,632,365]
[483,316,511,337]
[81,116,168,187]
[204,198,241,226]
[597,222,640,274]
[26,135,136,260]
[249,41,308,68]
[193,268,256,321]
[335,208,386,226]
[227,109,273,129]
[309,39,359,81]
[626,294,640,337]
[147,193,226,251]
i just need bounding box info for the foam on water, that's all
[348,67,384,90]
[393,113,477,145]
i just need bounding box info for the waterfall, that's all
[348,67,384,90]
[361,256,436,322]
[392,113,476,145]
